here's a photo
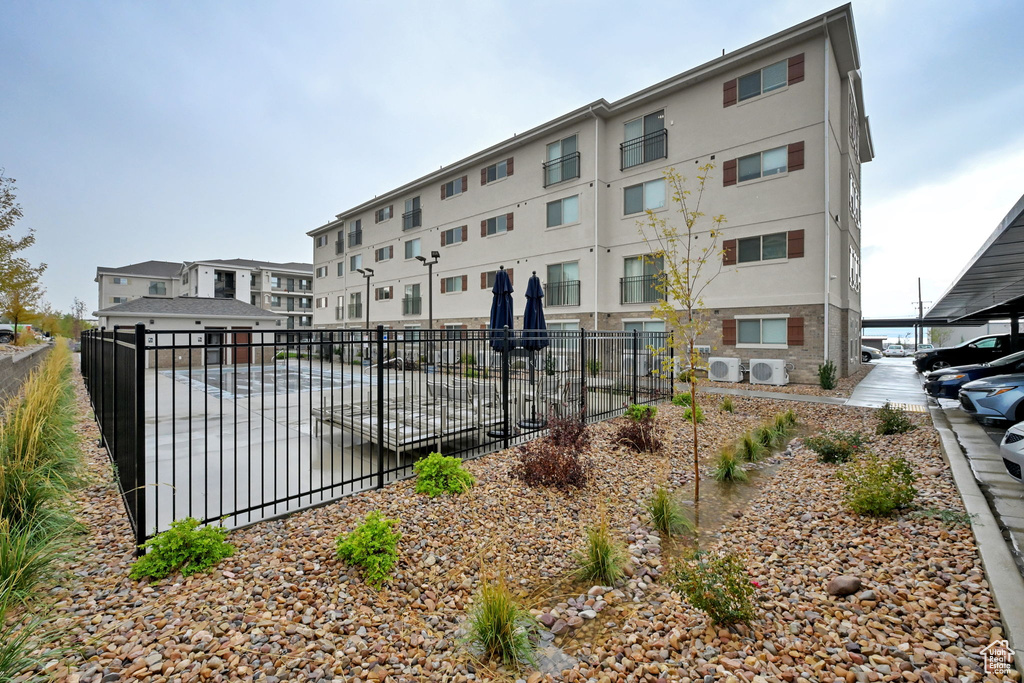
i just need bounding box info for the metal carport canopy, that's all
[924,192,1024,323]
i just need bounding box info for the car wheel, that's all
[0,333,12,344]
[862,352,871,363]
[929,360,950,371]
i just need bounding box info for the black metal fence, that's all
[81,325,671,546]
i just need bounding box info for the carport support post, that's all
[134,323,147,555]
[1012,313,1021,353]
[376,325,385,491]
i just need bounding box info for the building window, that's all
[405,238,421,260]
[482,269,514,289]
[270,295,281,307]
[182,271,189,285]
[315,234,328,248]
[270,276,282,289]
[299,297,312,309]
[112,277,128,285]
[546,195,579,227]
[850,246,861,292]
[737,233,788,263]
[350,253,363,271]
[545,135,579,186]
[849,171,861,229]
[337,262,344,277]
[621,110,666,169]
[403,197,421,230]
[442,226,467,246]
[111,296,128,304]
[849,90,860,158]
[375,245,394,262]
[545,261,580,307]
[299,316,312,327]
[374,205,393,223]
[348,219,363,247]
[442,276,467,293]
[621,255,663,304]
[482,158,511,184]
[442,176,467,199]
[148,281,167,295]
[484,214,508,236]
[315,266,328,278]
[738,146,787,183]
[315,297,328,309]
[738,60,788,101]
[298,279,312,291]
[348,292,362,319]
[335,230,345,254]
[737,318,788,345]
[375,286,393,301]
[623,179,666,215]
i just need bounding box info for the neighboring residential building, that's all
[306,4,873,383]
[95,261,182,309]
[98,259,314,332]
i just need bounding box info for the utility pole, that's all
[917,277,924,349]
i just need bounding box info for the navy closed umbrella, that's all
[521,271,549,352]
[488,266,515,350]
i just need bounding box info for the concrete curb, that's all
[929,404,1024,675]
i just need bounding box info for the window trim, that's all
[734,314,791,350]
[315,266,328,278]
[441,225,467,247]
[736,146,788,184]
[736,59,789,103]
[736,232,789,265]
[374,205,394,223]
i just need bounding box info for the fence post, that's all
[669,337,675,398]
[579,328,587,420]
[631,329,639,405]
[134,323,147,554]
[502,326,510,451]
[376,325,385,490]
[98,327,106,447]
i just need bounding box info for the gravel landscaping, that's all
[30,364,1018,682]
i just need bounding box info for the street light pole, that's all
[357,267,374,329]
[416,251,441,330]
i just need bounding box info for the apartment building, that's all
[307,4,872,383]
[97,259,314,331]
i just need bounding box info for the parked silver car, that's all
[959,373,1024,423]
[0,324,14,344]
[1000,422,1024,483]
[861,345,881,362]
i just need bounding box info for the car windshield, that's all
[990,349,1024,367]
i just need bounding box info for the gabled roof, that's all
[94,296,284,319]
[186,258,312,273]
[96,260,181,279]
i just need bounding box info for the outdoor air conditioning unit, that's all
[441,348,458,364]
[622,351,650,377]
[748,359,789,386]
[708,356,742,383]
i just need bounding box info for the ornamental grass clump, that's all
[130,517,235,581]
[0,580,63,682]
[465,578,537,668]
[413,452,475,497]
[838,452,917,517]
[876,402,916,435]
[336,511,401,588]
[804,430,867,464]
[574,517,628,585]
[645,487,694,537]
[614,404,662,453]
[737,431,767,463]
[672,550,757,625]
[719,396,735,413]
[713,446,748,483]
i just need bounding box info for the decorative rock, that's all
[551,619,569,635]
[580,609,597,620]
[827,576,863,596]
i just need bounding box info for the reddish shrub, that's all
[613,415,663,453]
[546,413,590,451]
[511,435,590,490]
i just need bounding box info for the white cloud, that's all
[861,137,1024,317]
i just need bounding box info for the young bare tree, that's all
[637,164,726,504]
[72,297,88,340]
[0,170,47,342]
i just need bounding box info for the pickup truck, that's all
[0,324,14,344]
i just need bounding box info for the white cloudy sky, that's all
[1,0,1023,317]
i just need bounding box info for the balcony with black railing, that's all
[543,280,580,307]
[336,240,345,255]
[402,296,422,316]
[543,151,581,187]
[335,306,344,321]
[348,230,363,248]
[402,209,422,231]
[620,274,663,304]
[348,303,363,320]
[620,129,668,170]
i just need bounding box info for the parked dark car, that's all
[923,349,1024,399]
[913,334,1012,372]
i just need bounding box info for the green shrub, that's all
[912,508,973,527]
[818,360,837,390]
[645,487,694,537]
[875,402,916,435]
[682,404,705,424]
[574,518,628,585]
[719,396,735,413]
[465,579,536,667]
[671,392,692,407]
[838,453,917,517]
[737,431,767,462]
[336,511,401,588]
[713,446,748,483]
[624,404,657,421]
[464,368,489,378]
[413,452,475,497]
[672,550,757,625]
[587,358,602,377]
[804,430,866,464]
[460,353,476,366]
[130,518,234,581]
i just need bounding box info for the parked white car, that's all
[0,324,14,344]
[884,344,906,357]
[1000,422,1024,483]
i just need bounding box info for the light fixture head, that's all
[365,268,374,276]
[431,251,441,259]
[415,255,426,262]
[356,268,365,275]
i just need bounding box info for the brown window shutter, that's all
[388,204,393,217]
[374,289,379,301]
[480,272,487,290]
[481,219,487,237]
[788,317,805,346]
[723,239,737,266]
[723,158,737,186]
[723,319,736,346]
[441,278,447,294]
[507,268,514,285]
[788,53,805,84]
[506,157,514,175]
[461,275,468,292]
[441,184,447,200]
[480,323,487,330]
[787,229,805,258]
[461,175,468,192]
[481,168,488,185]
[461,225,467,242]
[506,212,514,231]
[723,78,737,107]
[788,141,805,172]
[441,231,447,247]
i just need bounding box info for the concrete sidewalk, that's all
[846,358,929,409]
